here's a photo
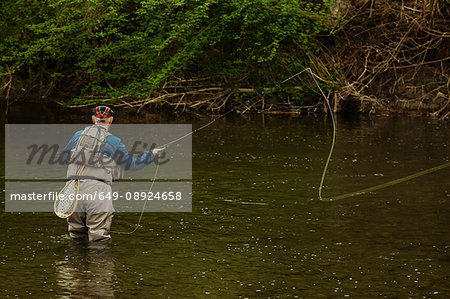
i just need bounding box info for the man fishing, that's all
[61,106,164,241]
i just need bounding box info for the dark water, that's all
[1,105,449,297]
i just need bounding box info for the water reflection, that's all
[55,240,115,298]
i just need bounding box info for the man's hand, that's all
[152,147,166,158]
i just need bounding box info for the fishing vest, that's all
[66,125,123,182]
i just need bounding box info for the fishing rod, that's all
[159,93,263,148]
[159,68,320,149]
[113,67,333,234]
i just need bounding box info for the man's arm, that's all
[102,135,155,171]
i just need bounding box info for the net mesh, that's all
[54,180,79,218]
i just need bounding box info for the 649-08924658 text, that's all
[101,191,183,201]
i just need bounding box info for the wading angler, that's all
[58,106,165,241]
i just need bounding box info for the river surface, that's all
[1,104,449,298]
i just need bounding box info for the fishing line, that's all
[279,68,310,85]
[111,163,160,234]
[112,68,448,233]
[305,68,336,201]
[307,69,450,202]
[321,162,450,201]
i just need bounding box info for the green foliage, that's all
[0,0,332,102]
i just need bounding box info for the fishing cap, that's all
[93,105,114,119]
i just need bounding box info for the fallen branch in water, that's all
[64,86,309,112]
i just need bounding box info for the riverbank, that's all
[1,0,448,119]
[2,93,448,122]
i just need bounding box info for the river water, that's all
[1,105,449,297]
